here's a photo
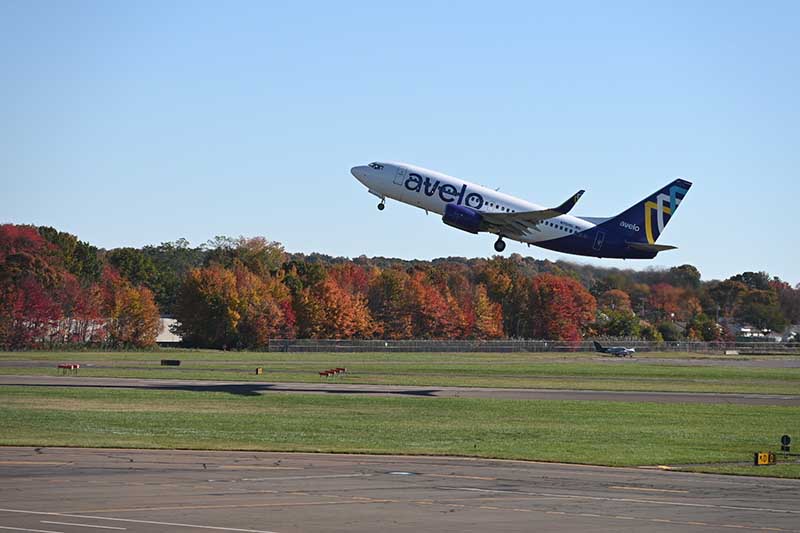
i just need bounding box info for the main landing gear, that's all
[494,236,506,252]
[377,200,385,211]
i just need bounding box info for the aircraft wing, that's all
[482,190,585,237]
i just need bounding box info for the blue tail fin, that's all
[605,178,692,244]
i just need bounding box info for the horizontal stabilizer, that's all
[626,242,677,253]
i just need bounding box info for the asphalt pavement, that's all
[0,447,797,533]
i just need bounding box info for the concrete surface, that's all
[0,447,797,532]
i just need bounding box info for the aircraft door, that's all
[393,167,406,185]
[592,230,605,251]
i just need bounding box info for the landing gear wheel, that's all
[494,237,506,252]
[377,201,385,211]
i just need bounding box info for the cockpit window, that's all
[368,162,384,170]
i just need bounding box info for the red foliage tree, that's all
[0,225,64,348]
[525,274,597,341]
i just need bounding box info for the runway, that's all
[0,447,797,532]
[2,375,799,405]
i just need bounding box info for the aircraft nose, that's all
[351,165,368,182]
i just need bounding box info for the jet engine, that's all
[442,203,484,234]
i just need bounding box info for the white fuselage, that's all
[351,161,596,245]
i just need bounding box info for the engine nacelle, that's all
[442,203,484,234]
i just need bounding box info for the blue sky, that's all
[2,1,798,284]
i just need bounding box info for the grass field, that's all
[2,350,798,478]
[0,384,797,478]
[1,350,799,394]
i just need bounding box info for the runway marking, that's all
[427,473,495,481]
[446,487,800,515]
[0,527,65,533]
[0,510,279,533]
[415,501,798,532]
[609,485,689,493]
[241,473,370,482]
[41,521,126,530]
[0,462,69,466]
[350,497,397,503]
[79,501,346,513]
[218,466,301,471]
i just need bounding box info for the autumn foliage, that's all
[1,224,798,349]
[0,225,160,348]
[526,274,597,342]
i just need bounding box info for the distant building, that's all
[782,327,800,343]
[157,318,182,344]
[737,325,781,342]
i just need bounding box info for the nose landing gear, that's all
[494,236,506,252]
[377,200,385,211]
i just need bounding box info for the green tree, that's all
[638,321,663,341]
[657,321,682,341]
[38,226,102,284]
[667,264,702,289]
[107,248,158,289]
[141,239,206,315]
[734,289,787,331]
[685,313,721,341]
[706,279,748,319]
[600,309,640,337]
[205,236,285,275]
[730,271,771,291]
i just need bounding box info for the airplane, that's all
[593,341,636,357]
[350,161,692,259]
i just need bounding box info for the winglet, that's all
[554,190,585,215]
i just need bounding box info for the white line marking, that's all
[41,522,126,530]
[0,526,65,533]
[446,487,800,515]
[241,473,370,482]
[0,510,278,533]
[609,485,688,494]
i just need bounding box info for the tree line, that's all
[1,224,798,349]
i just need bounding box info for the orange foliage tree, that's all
[175,264,293,349]
[472,284,503,339]
[295,276,377,339]
[525,274,597,341]
[598,289,632,313]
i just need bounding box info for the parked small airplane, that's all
[351,161,691,259]
[593,341,636,357]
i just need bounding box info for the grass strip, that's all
[0,385,797,478]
